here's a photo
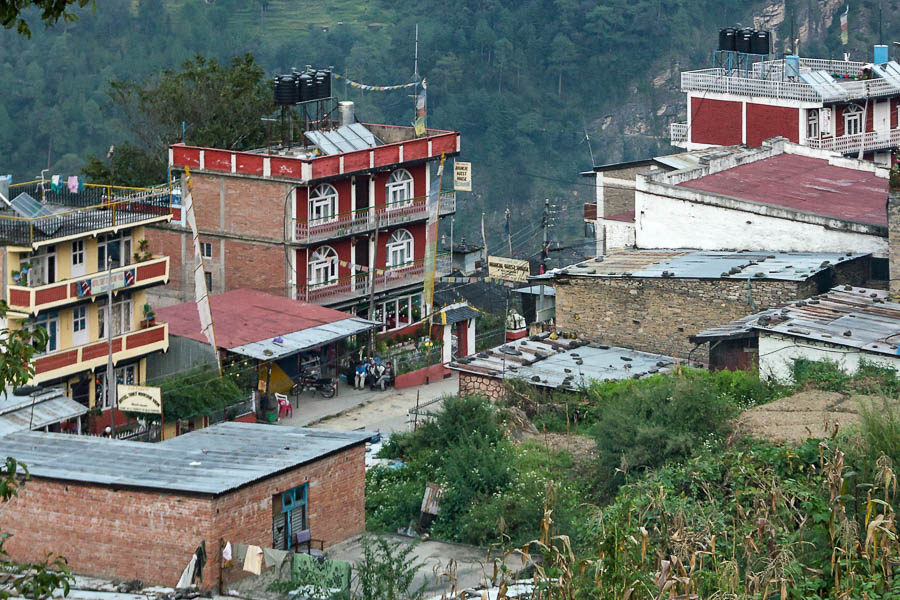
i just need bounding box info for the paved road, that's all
[279,372,459,434]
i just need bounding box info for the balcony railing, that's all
[0,180,174,246]
[32,323,168,384]
[8,256,169,315]
[670,122,689,147]
[294,191,456,244]
[806,127,900,154]
[682,67,899,104]
[298,253,451,305]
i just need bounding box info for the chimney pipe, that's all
[338,101,355,127]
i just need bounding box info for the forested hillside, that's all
[0,0,888,245]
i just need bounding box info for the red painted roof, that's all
[678,154,887,227]
[604,210,635,223]
[156,289,353,350]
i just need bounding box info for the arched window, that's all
[386,229,414,267]
[843,104,863,136]
[308,184,338,223]
[385,169,414,208]
[308,245,338,286]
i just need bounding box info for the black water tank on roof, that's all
[315,70,331,100]
[751,30,770,55]
[273,75,297,105]
[298,72,314,102]
[736,28,754,53]
[719,27,736,51]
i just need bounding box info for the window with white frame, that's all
[376,293,425,331]
[98,296,133,338]
[33,312,58,353]
[385,169,414,208]
[97,232,132,270]
[844,104,863,136]
[308,184,338,224]
[71,239,85,267]
[307,246,338,286]
[73,305,87,334]
[22,245,56,286]
[807,109,819,139]
[201,241,212,259]
[95,364,137,409]
[386,229,413,267]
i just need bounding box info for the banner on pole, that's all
[414,79,427,136]
[840,6,849,45]
[423,155,445,311]
[453,161,472,191]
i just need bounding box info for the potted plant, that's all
[141,304,156,328]
[133,239,152,263]
[12,262,31,286]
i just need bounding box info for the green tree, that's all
[0,0,93,37]
[89,54,272,186]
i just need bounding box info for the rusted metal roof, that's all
[448,334,676,390]
[678,154,888,227]
[693,286,900,355]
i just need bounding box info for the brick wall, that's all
[223,239,288,295]
[553,269,864,362]
[890,191,900,299]
[0,445,365,589]
[599,164,656,218]
[459,372,505,400]
[146,228,187,304]
[746,103,799,147]
[691,97,742,146]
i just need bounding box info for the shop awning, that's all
[229,317,379,362]
[0,387,87,437]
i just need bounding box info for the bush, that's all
[859,396,900,468]
[590,374,737,498]
[791,358,850,391]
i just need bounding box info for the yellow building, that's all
[0,180,172,433]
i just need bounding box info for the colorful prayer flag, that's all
[840,6,849,46]
[414,78,427,137]
[423,154,445,313]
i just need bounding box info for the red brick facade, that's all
[691,98,742,145]
[0,444,365,588]
[745,103,799,147]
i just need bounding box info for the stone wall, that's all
[553,264,871,362]
[890,190,900,299]
[459,372,504,400]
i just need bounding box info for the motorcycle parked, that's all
[290,372,336,398]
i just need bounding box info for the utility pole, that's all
[105,257,116,439]
[505,208,512,257]
[539,199,550,322]
[367,214,380,354]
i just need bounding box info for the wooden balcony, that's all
[32,323,168,384]
[8,256,169,315]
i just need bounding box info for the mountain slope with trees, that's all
[0,0,888,244]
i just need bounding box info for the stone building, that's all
[542,249,870,362]
[0,422,369,588]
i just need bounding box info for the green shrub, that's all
[590,375,737,498]
[859,396,900,468]
[791,358,850,391]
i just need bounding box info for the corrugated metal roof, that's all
[448,335,676,390]
[0,387,86,437]
[0,422,372,495]
[436,304,479,325]
[537,250,863,282]
[229,317,378,361]
[693,286,900,355]
[305,124,380,155]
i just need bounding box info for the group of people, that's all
[354,358,393,391]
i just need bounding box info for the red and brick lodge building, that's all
[148,102,459,333]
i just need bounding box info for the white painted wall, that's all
[759,333,900,382]
[634,190,888,257]
[466,319,476,356]
[599,219,635,251]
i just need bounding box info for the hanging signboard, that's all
[487,256,530,282]
[76,269,135,298]
[117,384,162,414]
[453,161,472,192]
